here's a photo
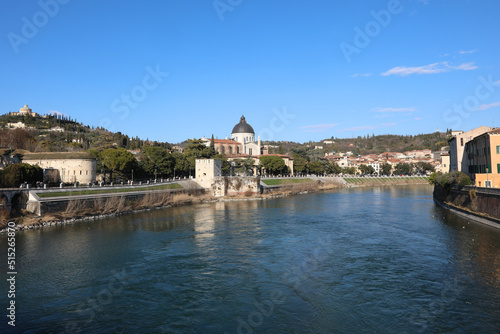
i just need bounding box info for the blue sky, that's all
[1,0,499,144]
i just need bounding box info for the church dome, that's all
[232,115,254,134]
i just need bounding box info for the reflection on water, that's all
[0,185,499,333]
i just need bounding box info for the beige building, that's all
[9,104,39,117]
[440,153,450,173]
[22,152,97,184]
[465,128,500,188]
[449,126,493,172]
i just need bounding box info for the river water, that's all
[1,185,499,333]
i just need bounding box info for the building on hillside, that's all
[465,128,500,188]
[405,149,432,158]
[9,104,39,117]
[449,126,493,172]
[202,116,294,175]
[22,152,97,184]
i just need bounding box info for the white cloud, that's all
[381,61,477,76]
[414,117,422,120]
[476,102,500,111]
[300,123,338,133]
[493,80,500,86]
[351,73,372,78]
[458,49,478,54]
[374,107,416,112]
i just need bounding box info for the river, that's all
[1,185,499,333]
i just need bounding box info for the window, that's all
[497,145,500,154]
[461,138,464,146]
[444,164,446,167]
[498,164,500,174]
[485,180,492,188]
[249,148,252,155]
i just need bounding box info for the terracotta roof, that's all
[489,128,500,134]
[213,139,241,144]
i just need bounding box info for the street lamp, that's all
[154,168,157,182]
[131,169,134,184]
[174,167,176,180]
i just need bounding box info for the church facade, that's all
[202,116,294,175]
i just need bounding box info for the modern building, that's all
[465,128,500,188]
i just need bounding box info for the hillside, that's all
[1,112,450,156]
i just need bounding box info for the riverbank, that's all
[433,183,500,227]
[1,176,430,232]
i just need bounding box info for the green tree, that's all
[307,160,324,175]
[359,164,375,175]
[233,157,255,175]
[293,155,308,174]
[259,155,286,175]
[342,167,356,175]
[381,163,392,176]
[142,146,175,177]
[394,162,412,175]
[100,148,137,181]
[415,161,435,174]
[0,163,43,187]
[172,152,189,177]
[184,138,215,170]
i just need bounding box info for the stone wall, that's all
[433,184,500,220]
[213,176,260,197]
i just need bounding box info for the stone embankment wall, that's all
[433,184,500,220]
[27,181,203,216]
[213,176,260,197]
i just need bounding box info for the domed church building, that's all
[201,115,294,175]
[231,115,261,156]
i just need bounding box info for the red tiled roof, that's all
[213,139,241,144]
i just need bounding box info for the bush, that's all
[0,163,43,187]
[434,171,472,189]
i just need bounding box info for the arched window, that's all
[237,146,240,154]
[221,146,225,154]
[229,146,233,155]
[249,148,253,155]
